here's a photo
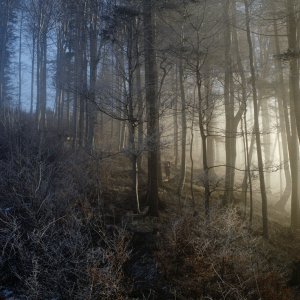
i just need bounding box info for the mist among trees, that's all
[1,0,300,298]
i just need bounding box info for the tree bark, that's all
[0,0,11,107]
[273,20,292,209]
[18,10,23,112]
[178,58,187,203]
[286,0,300,229]
[173,65,179,169]
[244,0,269,238]
[143,0,159,216]
[30,31,35,115]
[223,0,244,205]
[87,2,99,150]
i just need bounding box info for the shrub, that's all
[157,208,292,299]
[0,118,132,299]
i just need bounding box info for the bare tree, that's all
[143,0,159,216]
[244,0,268,238]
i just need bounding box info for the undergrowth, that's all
[0,118,131,299]
[157,208,293,299]
[0,116,295,300]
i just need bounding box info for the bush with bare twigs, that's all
[0,210,131,299]
[0,119,132,299]
[157,208,292,300]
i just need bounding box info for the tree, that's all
[143,0,159,216]
[0,0,19,108]
[272,15,293,212]
[244,0,269,238]
[177,56,187,205]
[223,0,245,205]
[24,0,56,137]
[286,0,300,230]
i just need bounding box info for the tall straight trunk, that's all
[288,72,299,230]
[178,58,187,202]
[154,18,162,188]
[276,120,292,210]
[0,1,10,107]
[207,137,215,170]
[190,91,196,207]
[73,22,80,150]
[136,36,143,172]
[143,0,159,216]
[37,32,47,134]
[79,47,87,147]
[277,127,283,200]
[261,96,271,191]
[116,44,126,151]
[287,0,300,229]
[174,65,179,168]
[190,128,195,207]
[127,20,140,213]
[241,126,255,202]
[243,113,253,223]
[232,3,253,215]
[244,0,269,238]
[79,18,87,147]
[73,77,78,150]
[197,72,210,219]
[59,90,64,131]
[273,19,293,210]
[87,10,98,151]
[287,0,300,144]
[116,51,122,153]
[256,36,272,192]
[35,32,40,126]
[56,28,63,131]
[110,54,115,151]
[205,69,216,177]
[30,32,35,115]
[223,0,234,205]
[223,0,244,205]
[66,91,70,131]
[18,10,23,111]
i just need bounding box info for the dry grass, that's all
[0,115,296,300]
[157,208,293,299]
[0,119,132,299]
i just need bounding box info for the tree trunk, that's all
[128,19,140,213]
[223,0,243,205]
[18,10,23,112]
[173,65,179,169]
[0,1,10,107]
[56,28,63,131]
[287,0,300,144]
[197,70,210,219]
[286,0,300,230]
[178,58,187,203]
[37,31,47,134]
[244,0,269,238]
[232,6,253,216]
[143,0,159,216]
[79,17,87,147]
[36,31,40,127]
[30,32,35,115]
[136,30,143,173]
[87,9,98,151]
[272,22,292,210]
[190,92,196,208]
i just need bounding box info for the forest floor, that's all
[1,139,300,299]
[89,155,300,299]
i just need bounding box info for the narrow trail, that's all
[125,225,173,299]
